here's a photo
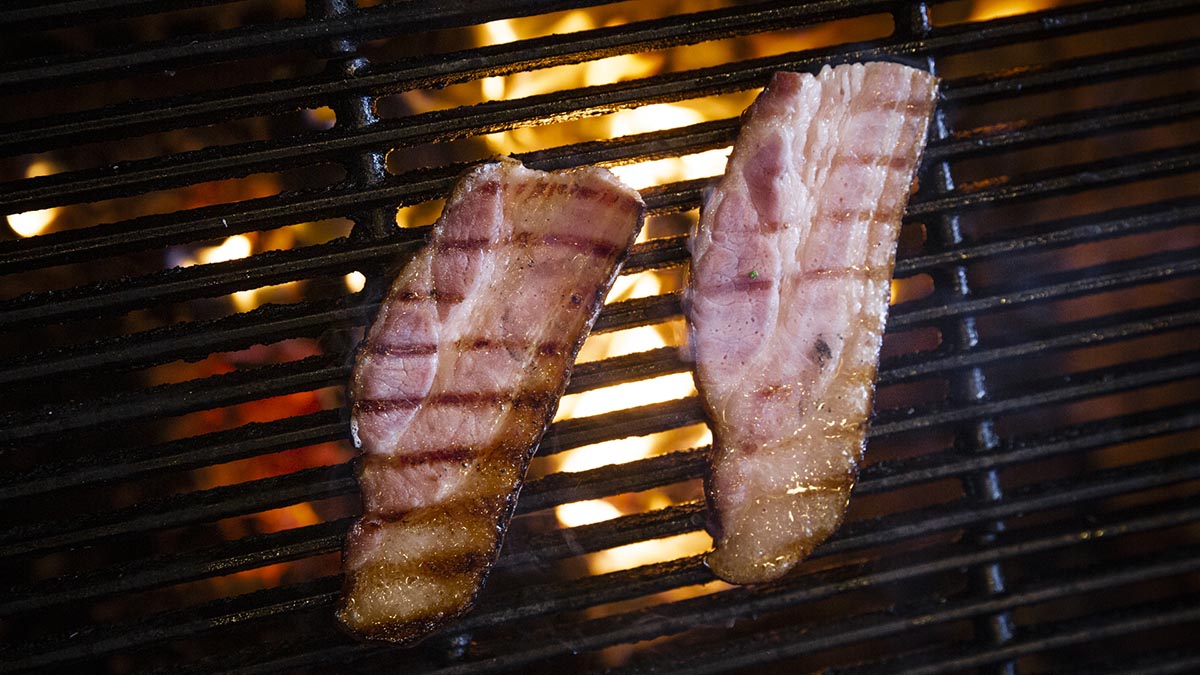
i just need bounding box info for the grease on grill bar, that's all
[0,0,1197,673]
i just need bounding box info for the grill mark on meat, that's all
[510,180,634,204]
[430,231,623,258]
[365,338,564,357]
[758,208,902,232]
[700,266,891,294]
[392,288,466,305]
[354,390,555,412]
[361,446,475,468]
[689,63,938,586]
[832,154,914,171]
[365,342,439,357]
[355,551,494,591]
[436,236,496,251]
[340,157,644,643]
[455,337,564,355]
[730,276,774,292]
[353,397,424,413]
[531,232,622,258]
[369,493,512,525]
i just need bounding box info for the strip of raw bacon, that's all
[688,63,938,584]
[338,157,644,642]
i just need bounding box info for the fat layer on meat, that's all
[688,63,938,584]
[339,157,644,642]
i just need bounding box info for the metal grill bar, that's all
[4,36,1196,273]
[5,450,1197,673]
[45,218,1200,446]
[0,0,896,156]
[835,600,1200,675]
[0,410,344,503]
[7,292,1187,502]
[890,248,1200,331]
[3,331,1195,563]
[613,562,1200,675]
[5,400,1195,618]
[0,0,239,31]
[1,193,1192,400]
[0,299,360,389]
[366,492,1200,674]
[168,498,1200,675]
[2,0,1197,671]
[1057,651,1200,675]
[0,518,351,616]
[0,0,622,92]
[5,0,1193,215]
[2,142,1193,340]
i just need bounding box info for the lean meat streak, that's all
[688,63,939,584]
[339,158,644,642]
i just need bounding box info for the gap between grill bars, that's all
[0,0,1197,673]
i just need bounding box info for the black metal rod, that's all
[5,391,1193,611]
[1,331,1192,567]
[5,453,1197,674]
[0,0,895,156]
[176,499,1200,675]
[0,0,622,92]
[0,0,236,32]
[3,90,1192,278]
[607,564,1200,675]
[4,0,1194,214]
[2,142,1193,338]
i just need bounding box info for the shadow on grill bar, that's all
[1,0,1198,672]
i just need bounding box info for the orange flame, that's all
[6,160,62,237]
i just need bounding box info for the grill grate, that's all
[1,0,1198,672]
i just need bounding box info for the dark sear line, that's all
[393,288,467,305]
[509,179,629,204]
[455,337,565,356]
[355,390,555,413]
[819,207,903,225]
[361,446,475,468]
[430,231,623,258]
[369,494,512,525]
[702,266,891,294]
[355,551,494,588]
[364,338,563,357]
[532,232,623,258]
[758,207,901,233]
[365,342,439,357]
[436,237,495,251]
[831,154,914,171]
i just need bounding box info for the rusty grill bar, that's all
[1,0,1198,673]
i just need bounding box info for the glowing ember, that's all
[6,160,61,237]
[969,0,1063,21]
[181,234,253,267]
[344,271,367,293]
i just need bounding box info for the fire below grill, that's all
[0,0,1198,673]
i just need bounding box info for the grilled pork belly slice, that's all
[688,63,938,584]
[339,157,645,642]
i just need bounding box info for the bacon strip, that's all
[339,157,644,642]
[688,63,939,584]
